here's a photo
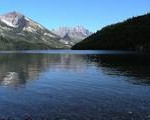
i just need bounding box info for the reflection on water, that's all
[0,53,85,86]
[0,51,150,120]
[0,54,56,86]
[2,72,20,86]
[86,54,150,85]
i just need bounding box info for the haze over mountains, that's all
[52,26,92,45]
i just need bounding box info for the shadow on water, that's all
[0,52,150,86]
[85,53,150,85]
[0,51,150,120]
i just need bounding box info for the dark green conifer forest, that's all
[72,13,150,51]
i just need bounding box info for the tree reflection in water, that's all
[84,54,150,85]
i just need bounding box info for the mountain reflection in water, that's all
[0,53,86,86]
[0,54,59,86]
[0,51,150,120]
[0,53,150,86]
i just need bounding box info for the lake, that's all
[0,50,150,120]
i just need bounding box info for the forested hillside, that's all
[72,13,150,51]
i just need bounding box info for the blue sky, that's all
[0,0,150,32]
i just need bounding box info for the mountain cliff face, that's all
[52,26,92,45]
[0,12,69,50]
[72,13,150,51]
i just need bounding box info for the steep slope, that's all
[0,11,69,50]
[72,13,150,51]
[52,26,92,45]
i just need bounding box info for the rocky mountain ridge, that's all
[52,26,92,45]
[0,11,69,50]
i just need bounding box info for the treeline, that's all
[72,13,150,51]
[0,36,51,50]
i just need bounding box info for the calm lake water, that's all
[0,50,150,120]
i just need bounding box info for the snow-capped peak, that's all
[0,11,26,28]
[53,26,92,38]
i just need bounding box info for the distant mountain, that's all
[0,11,69,50]
[72,13,150,52]
[52,26,92,45]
